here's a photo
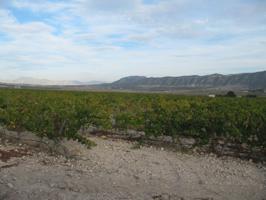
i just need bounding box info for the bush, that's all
[225,91,236,97]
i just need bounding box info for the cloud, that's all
[0,0,265,81]
[79,0,140,13]
[11,0,70,13]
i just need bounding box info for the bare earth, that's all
[0,136,265,200]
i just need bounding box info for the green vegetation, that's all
[225,91,237,97]
[0,88,265,148]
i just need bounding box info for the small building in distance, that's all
[208,94,216,98]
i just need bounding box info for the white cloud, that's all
[194,19,209,25]
[0,0,265,82]
[11,0,70,13]
[78,0,140,13]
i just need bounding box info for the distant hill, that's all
[102,71,266,91]
[1,77,104,86]
[1,71,266,93]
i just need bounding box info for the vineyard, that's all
[0,88,265,149]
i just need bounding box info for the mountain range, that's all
[101,70,266,91]
[1,71,266,92]
[1,77,103,86]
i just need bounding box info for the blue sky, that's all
[0,0,265,82]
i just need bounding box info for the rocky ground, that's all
[0,136,266,200]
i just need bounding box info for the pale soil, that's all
[0,136,265,200]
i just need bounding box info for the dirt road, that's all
[0,136,265,200]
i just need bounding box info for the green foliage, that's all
[0,88,265,148]
[225,91,237,97]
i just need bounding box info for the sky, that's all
[0,0,266,82]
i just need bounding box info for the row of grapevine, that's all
[0,88,265,148]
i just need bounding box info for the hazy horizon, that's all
[0,0,266,82]
[1,70,266,86]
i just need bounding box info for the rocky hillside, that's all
[106,71,266,91]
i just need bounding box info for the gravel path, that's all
[0,136,265,200]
